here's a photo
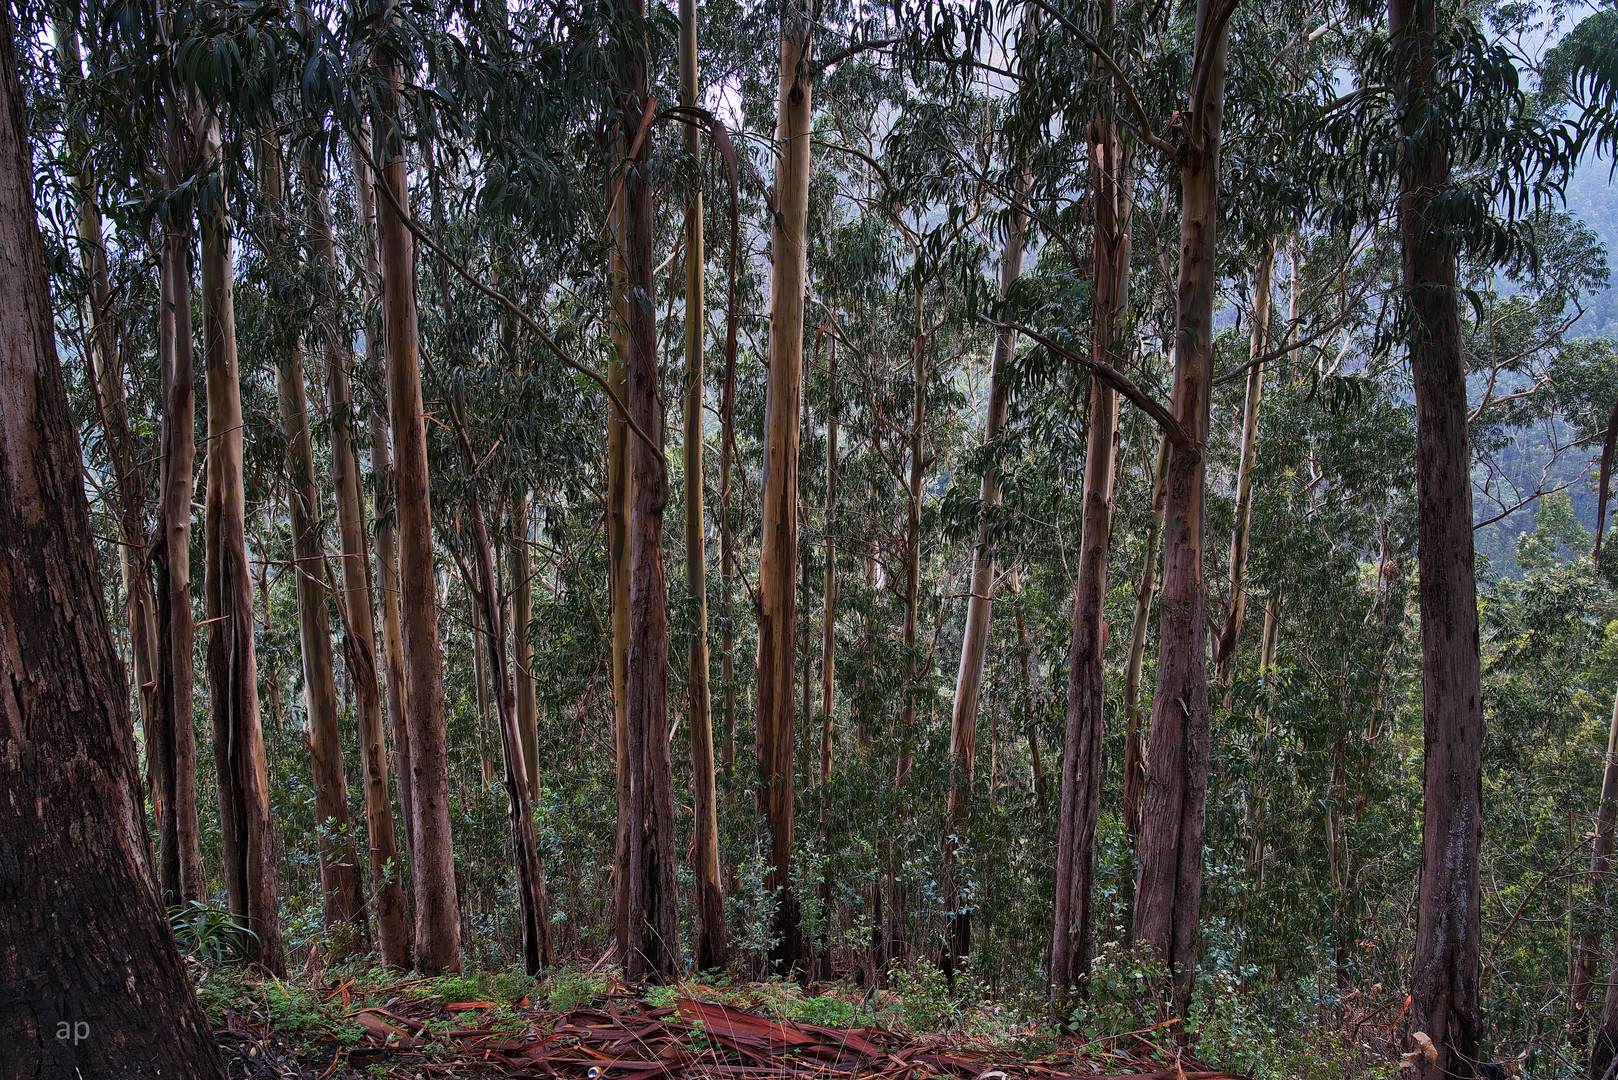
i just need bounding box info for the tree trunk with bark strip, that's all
[755,5,815,976]
[0,24,226,1070]
[1132,0,1230,1013]
[1051,96,1129,1009]
[199,106,283,976]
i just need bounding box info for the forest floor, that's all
[192,954,1255,1080]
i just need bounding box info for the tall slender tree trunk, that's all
[311,148,412,968]
[608,168,635,958]
[372,62,462,974]
[198,105,283,976]
[0,25,225,1069]
[449,404,554,976]
[1132,0,1230,1013]
[755,5,815,975]
[680,0,728,974]
[719,204,739,791]
[1123,433,1169,846]
[887,284,928,972]
[351,126,415,868]
[944,175,1029,976]
[1390,0,1484,1073]
[1012,571,1047,816]
[1214,240,1275,682]
[512,496,541,802]
[55,17,160,762]
[820,336,839,796]
[1574,690,1618,1039]
[619,47,683,979]
[263,134,367,948]
[154,81,206,910]
[1051,99,1129,1008]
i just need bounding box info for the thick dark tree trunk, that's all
[1051,102,1129,1011]
[0,22,225,1071]
[618,48,683,981]
[1390,0,1485,1075]
[1132,0,1229,1015]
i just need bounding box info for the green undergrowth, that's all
[188,954,1392,1080]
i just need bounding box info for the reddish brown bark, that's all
[351,126,415,868]
[755,6,815,976]
[1132,0,1230,1014]
[0,20,224,1070]
[1390,0,1485,1074]
[618,64,683,980]
[199,106,283,976]
[1051,105,1129,1009]
[372,63,462,974]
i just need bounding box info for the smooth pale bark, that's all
[198,106,283,976]
[1123,433,1169,845]
[1214,241,1275,682]
[1133,0,1230,1013]
[351,127,414,867]
[1051,105,1129,1007]
[265,136,366,946]
[820,335,839,796]
[512,496,541,802]
[153,87,206,910]
[680,0,727,974]
[608,186,634,957]
[1391,0,1485,1073]
[719,225,738,787]
[0,25,225,1069]
[449,406,554,976]
[755,6,814,975]
[944,179,1029,974]
[620,62,682,981]
[311,156,412,968]
[887,281,928,971]
[373,68,462,974]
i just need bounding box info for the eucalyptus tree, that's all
[756,0,817,975]
[257,128,367,948]
[365,4,464,974]
[679,0,729,973]
[0,10,225,1071]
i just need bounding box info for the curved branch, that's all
[986,316,1197,455]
